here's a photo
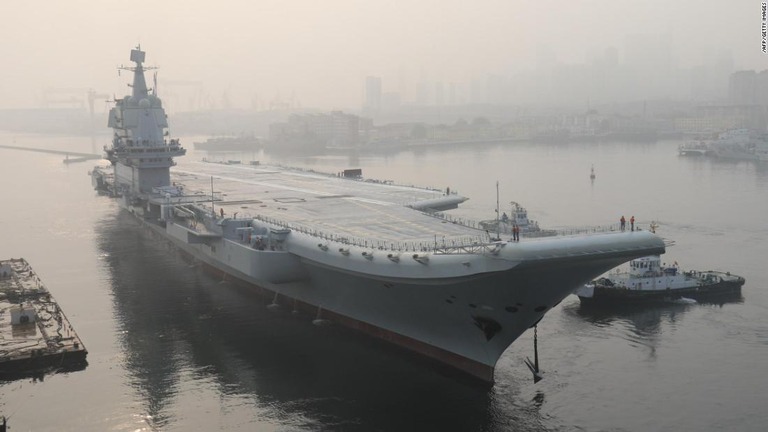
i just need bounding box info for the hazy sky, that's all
[0,0,763,110]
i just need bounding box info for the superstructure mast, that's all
[105,46,185,199]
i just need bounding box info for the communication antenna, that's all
[211,176,215,216]
[495,181,500,241]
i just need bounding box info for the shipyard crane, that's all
[87,89,110,110]
[42,87,111,116]
[42,87,90,108]
[87,89,111,116]
[159,79,204,112]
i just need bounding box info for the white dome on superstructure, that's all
[148,95,162,107]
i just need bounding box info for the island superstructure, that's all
[91,47,666,383]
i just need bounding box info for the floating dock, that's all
[0,258,87,377]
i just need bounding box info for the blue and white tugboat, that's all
[575,255,745,304]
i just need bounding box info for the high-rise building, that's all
[756,70,768,106]
[364,76,382,113]
[729,71,757,105]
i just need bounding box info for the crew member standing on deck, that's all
[620,215,626,231]
[630,215,635,231]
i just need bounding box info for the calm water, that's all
[1,132,767,431]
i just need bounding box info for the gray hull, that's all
[152,211,664,382]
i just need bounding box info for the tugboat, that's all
[574,255,745,304]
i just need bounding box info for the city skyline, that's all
[0,1,763,111]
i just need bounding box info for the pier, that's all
[0,258,87,378]
[0,144,102,164]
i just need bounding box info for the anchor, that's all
[524,324,543,383]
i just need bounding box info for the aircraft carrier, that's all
[90,47,666,383]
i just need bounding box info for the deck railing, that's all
[247,214,642,255]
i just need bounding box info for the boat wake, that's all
[668,297,697,305]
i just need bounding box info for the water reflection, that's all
[0,360,87,384]
[565,293,743,343]
[97,211,549,431]
[754,161,768,184]
[573,302,692,342]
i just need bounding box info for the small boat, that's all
[574,255,745,304]
[678,141,711,156]
[590,165,595,180]
[707,129,760,160]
